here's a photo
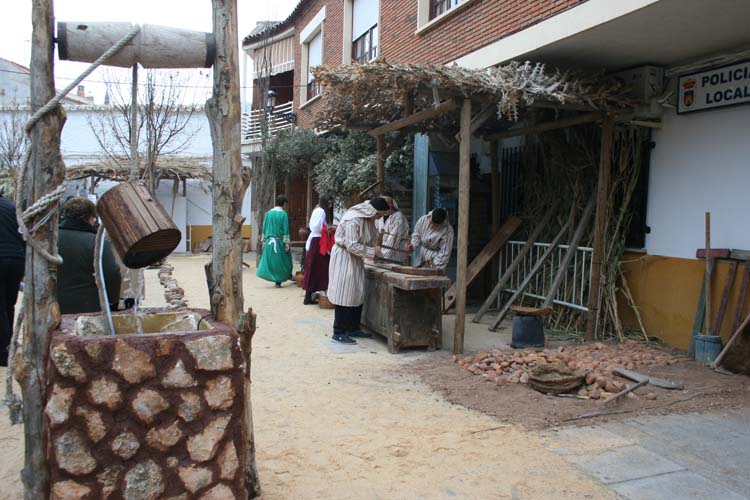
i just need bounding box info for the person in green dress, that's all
[257,195,293,287]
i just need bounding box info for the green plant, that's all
[265,127,329,182]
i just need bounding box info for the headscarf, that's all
[340,201,377,222]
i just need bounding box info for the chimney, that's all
[77,85,85,97]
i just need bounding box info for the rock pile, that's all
[158,263,188,309]
[454,341,683,400]
[46,322,246,499]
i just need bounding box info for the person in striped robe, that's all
[408,208,454,269]
[327,197,389,344]
[375,195,410,263]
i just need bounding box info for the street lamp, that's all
[267,90,277,109]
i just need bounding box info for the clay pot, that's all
[295,271,304,288]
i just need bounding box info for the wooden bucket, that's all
[295,271,304,288]
[97,182,181,269]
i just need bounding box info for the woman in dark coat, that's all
[56,197,121,314]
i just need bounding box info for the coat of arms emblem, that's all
[682,79,696,108]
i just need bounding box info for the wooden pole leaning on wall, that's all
[473,201,559,323]
[207,0,260,495]
[585,114,616,341]
[452,99,473,354]
[704,212,712,336]
[21,1,66,498]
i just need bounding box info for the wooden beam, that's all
[208,0,260,495]
[368,99,459,137]
[485,112,604,141]
[585,114,616,341]
[489,217,572,331]
[444,216,521,311]
[473,201,559,323]
[454,104,497,142]
[543,197,595,307]
[376,135,385,193]
[22,1,65,498]
[452,99,472,355]
[490,139,500,287]
[529,101,596,112]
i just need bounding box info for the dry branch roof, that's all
[66,157,212,182]
[312,61,635,133]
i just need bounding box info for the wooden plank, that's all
[602,380,649,404]
[543,197,595,308]
[711,308,750,369]
[705,212,712,336]
[696,248,731,259]
[585,114,615,341]
[473,201,559,323]
[443,216,522,310]
[489,218,572,331]
[453,104,497,142]
[368,99,459,137]
[613,367,684,390]
[485,112,604,140]
[713,260,738,335]
[729,249,750,261]
[730,261,750,335]
[453,99,472,355]
[511,305,553,317]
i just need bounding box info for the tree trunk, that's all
[208,0,260,496]
[21,1,66,498]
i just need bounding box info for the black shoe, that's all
[275,282,282,288]
[331,334,357,344]
[348,330,371,338]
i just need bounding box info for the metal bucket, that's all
[97,182,181,269]
[694,335,722,364]
[511,315,545,349]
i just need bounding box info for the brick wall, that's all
[292,0,345,129]
[381,0,586,64]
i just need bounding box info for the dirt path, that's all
[0,255,612,499]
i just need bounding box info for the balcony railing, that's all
[241,101,295,145]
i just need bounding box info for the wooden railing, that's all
[241,101,295,145]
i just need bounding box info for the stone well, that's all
[45,308,247,500]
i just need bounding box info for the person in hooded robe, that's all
[407,207,454,269]
[303,194,334,304]
[375,194,410,263]
[257,195,293,287]
[327,197,389,344]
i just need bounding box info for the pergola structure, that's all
[313,61,639,353]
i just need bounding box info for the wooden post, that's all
[453,99,472,354]
[376,134,385,194]
[21,1,66,498]
[585,115,615,341]
[129,63,139,178]
[207,0,260,496]
[705,212,712,336]
[490,139,500,285]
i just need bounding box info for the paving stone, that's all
[124,460,164,500]
[162,359,197,388]
[132,388,170,424]
[55,431,97,476]
[185,335,234,371]
[97,465,124,500]
[146,420,184,451]
[611,470,748,500]
[45,384,75,426]
[178,464,214,493]
[218,441,239,480]
[76,406,108,443]
[112,431,141,460]
[51,343,87,383]
[113,340,156,384]
[568,444,684,484]
[87,376,123,411]
[204,375,235,410]
[199,484,236,500]
[83,341,104,362]
[51,480,91,500]
[187,414,231,462]
[177,392,203,422]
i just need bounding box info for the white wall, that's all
[646,104,750,258]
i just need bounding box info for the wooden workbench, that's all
[362,264,451,353]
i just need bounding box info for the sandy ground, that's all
[0,255,613,499]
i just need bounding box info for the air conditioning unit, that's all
[612,65,665,119]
